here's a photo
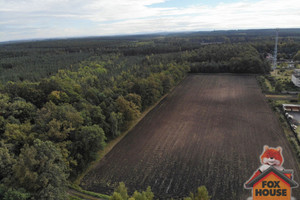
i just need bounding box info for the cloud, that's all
[94,0,300,35]
[0,0,300,41]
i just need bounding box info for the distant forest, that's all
[0,29,300,199]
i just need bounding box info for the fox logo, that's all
[247,145,284,183]
[245,145,298,200]
[260,145,284,171]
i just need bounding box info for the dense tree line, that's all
[188,44,270,73]
[1,29,300,82]
[0,52,189,199]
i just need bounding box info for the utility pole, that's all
[273,29,278,70]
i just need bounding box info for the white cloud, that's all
[0,0,300,41]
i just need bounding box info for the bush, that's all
[110,182,154,200]
[184,186,210,200]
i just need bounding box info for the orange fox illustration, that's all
[247,145,284,183]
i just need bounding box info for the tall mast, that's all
[273,29,278,69]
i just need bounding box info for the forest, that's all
[0,29,300,199]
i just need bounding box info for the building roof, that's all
[292,74,300,78]
[283,104,300,108]
[245,166,298,188]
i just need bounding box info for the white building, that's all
[291,69,300,87]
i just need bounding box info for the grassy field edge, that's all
[70,75,188,198]
[256,75,300,167]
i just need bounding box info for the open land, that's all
[81,74,300,199]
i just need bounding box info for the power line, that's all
[273,29,278,70]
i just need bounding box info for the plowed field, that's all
[81,74,300,199]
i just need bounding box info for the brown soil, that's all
[80,74,300,200]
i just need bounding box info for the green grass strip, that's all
[69,184,110,200]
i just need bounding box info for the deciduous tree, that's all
[11,139,68,200]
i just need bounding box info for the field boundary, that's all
[256,75,300,166]
[270,104,300,166]
[80,74,300,199]
[68,189,104,200]
[68,184,110,200]
[267,101,300,158]
[189,72,258,76]
[74,75,187,186]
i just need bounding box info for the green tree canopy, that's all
[71,125,106,171]
[11,139,68,200]
[293,50,300,61]
[184,186,211,200]
[109,182,154,200]
[0,142,16,182]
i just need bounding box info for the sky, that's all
[0,0,300,42]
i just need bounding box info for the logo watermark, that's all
[244,145,298,200]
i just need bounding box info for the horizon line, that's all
[1,27,300,44]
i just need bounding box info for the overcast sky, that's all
[0,0,300,42]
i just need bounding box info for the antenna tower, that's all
[273,29,278,69]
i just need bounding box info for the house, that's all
[291,69,300,87]
[245,166,298,200]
